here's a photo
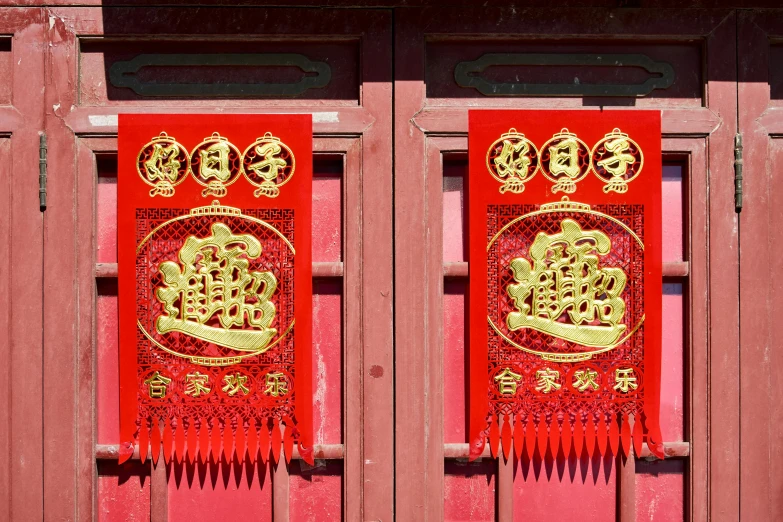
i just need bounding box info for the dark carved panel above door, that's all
[455,53,674,97]
[109,53,331,97]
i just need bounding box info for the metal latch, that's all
[39,133,47,210]
[734,133,743,213]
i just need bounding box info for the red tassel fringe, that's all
[135,416,307,465]
[470,411,663,462]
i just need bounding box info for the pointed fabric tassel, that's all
[271,419,282,464]
[620,414,632,457]
[525,414,536,459]
[633,414,644,457]
[139,419,149,464]
[513,415,524,460]
[283,421,294,464]
[489,416,500,458]
[150,417,161,465]
[199,417,210,463]
[561,416,572,458]
[247,418,258,465]
[224,419,235,462]
[585,417,596,458]
[259,420,270,464]
[549,419,560,458]
[609,415,620,456]
[501,415,512,461]
[537,419,548,458]
[646,418,666,459]
[298,441,315,466]
[210,418,221,463]
[162,418,174,464]
[235,418,246,464]
[187,419,198,464]
[597,416,608,456]
[573,417,584,458]
[174,420,185,464]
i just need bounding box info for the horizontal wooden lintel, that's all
[95,443,345,461]
[443,441,689,460]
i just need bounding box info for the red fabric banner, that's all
[118,114,313,465]
[468,110,664,461]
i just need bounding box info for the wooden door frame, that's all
[41,6,393,520]
[393,7,739,521]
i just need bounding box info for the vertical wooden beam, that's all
[7,8,45,522]
[150,459,167,522]
[272,462,290,522]
[617,452,636,522]
[704,12,740,521]
[497,456,514,522]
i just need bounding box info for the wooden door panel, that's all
[737,10,783,521]
[45,6,392,521]
[395,8,737,521]
[0,8,46,522]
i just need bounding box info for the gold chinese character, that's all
[156,222,278,353]
[199,141,232,183]
[613,368,638,393]
[573,369,600,392]
[535,368,561,393]
[144,371,172,399]
[248,141,287,198]
[597,137,635,178]
[595,130,639,193]
[263,372,288,397]
[184,371,211,397]
[548,138,581,194]
[222,373,250,396]
[494,367,522,395]
[507,219,627,347]
[490,130,537,194]
[145,143,182,185]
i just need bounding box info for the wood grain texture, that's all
[3,9,46,522]
[737,10,783,521]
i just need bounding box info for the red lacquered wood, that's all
[0,9,45,522]
[737,11,783,520]
[44,6,393,520]
[704,14,741,521]
[497,456,514,522]
[272,460,289,522]
[618,452,636,522]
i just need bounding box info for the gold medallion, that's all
[539,128,591,194]
[241,132,296,198]
[485,128,539,194]
[591,128,644,194]
[136,132,190,197]
[189,133,243,197]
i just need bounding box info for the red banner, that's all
[468,110,664,461]
[118,114,313,466]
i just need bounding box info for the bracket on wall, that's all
[109,53,331,97]
[455,53,675,97]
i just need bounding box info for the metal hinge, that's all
[39,133,46,210]
[734,133,743,213]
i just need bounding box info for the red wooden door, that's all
[737,11,783,521]
[40,6,393,521]
[0,8,46,522]
[4,4,756,521]
[394,8,739,521]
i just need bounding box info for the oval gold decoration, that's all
[136,201,295,366]
[487,198,644,362]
